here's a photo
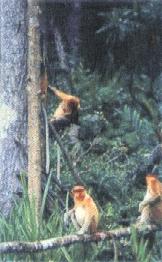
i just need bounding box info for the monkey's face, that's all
[146,175,161,195]
[71,186,86,201]
[146,175,156,184]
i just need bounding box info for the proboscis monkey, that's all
[64,185,99,234]
[50,87,80,131]
[138,174,162,225]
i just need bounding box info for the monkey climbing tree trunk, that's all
[27,0,42,224]
[0,0,27,217]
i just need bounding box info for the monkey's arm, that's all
[64,209,80,230]
[50,87,70,101]
[139,195,161,212]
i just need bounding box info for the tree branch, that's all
[0,225,161,254]
[49,123,84,185]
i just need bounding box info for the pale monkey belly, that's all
[75,206,86,226]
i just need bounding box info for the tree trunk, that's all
[27,0,42,223]
[67,0,81,69]
[0,0,27,217]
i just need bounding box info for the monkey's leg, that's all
[90,217,97,234]
[49,118,71,133]
[77,215,91,235]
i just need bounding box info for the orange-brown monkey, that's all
[50,87,80,131]
[64,185,99,234]
[138,174,162,225]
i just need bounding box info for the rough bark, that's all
[27,0,42,223]
[0,0,27,216]
[0,225,160,254]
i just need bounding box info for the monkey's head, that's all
[71,185,86,201]
[146,174,161,195]
[66,97,80,111]
[146,174,160,185]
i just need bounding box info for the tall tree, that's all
[0,0,27,216]
[27,0,42,224]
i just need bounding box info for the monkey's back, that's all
[150,201,162,224]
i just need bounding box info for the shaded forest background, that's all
[1,0,162,261]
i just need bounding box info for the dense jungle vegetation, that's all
[1,1,162,261]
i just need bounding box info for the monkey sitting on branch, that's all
[49,87,80,132]
[64,185,99,235]
[138,174,162,225]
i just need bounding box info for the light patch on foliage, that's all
[0,102,16,139]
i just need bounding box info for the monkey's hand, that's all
[77,229,86,235]
[64,209,81,230]
[48,85,57,93]
[77,214,91,235]
[139,201,147,213]
[64,209,74,227]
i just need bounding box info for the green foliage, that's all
[97,0,162,79]
[122,105,148,131]
[71,64,101,109]
[40,169,53,220]
[152,232,162,261]
[0,174,64,261]
[130,227,151,262]
[120,105,154,145]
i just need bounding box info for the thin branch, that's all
[49,123,84,185]
[51,173,68,193]
[75,141,94,165]
[112,237,119,262]
[0,225,160,254]
[42,104,50,175]
[107,153,123,165]
[57,144,61,182]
